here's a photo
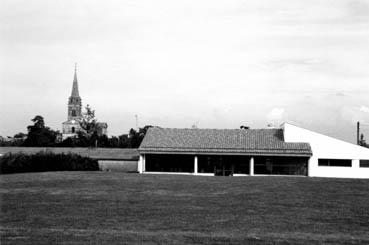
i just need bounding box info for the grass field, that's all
[1,172,369,244]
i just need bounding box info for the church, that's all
[62,65,107,139]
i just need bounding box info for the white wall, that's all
[283,123,369,178]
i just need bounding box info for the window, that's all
[71,127,75,133]
[318,159,352,167]
[72,110,76,117]
[360,160,369,168]
[254,157,308,175]
[145,154,194,173]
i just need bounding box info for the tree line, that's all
[0,106,153,148]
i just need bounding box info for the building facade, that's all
[283,123,369,178]
[137,123,369,179]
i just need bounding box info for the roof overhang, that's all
[138,148,312,157]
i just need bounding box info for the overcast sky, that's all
[1,0,369,143]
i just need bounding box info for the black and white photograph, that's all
[1,0,369,244]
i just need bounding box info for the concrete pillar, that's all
[352,159,360,168]
[194,156,198,174]
[249,157,254,176]
[308,156,318,177]
[307,157,312,177]
[142,154,146,172]
[138,155,143,173]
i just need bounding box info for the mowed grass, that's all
[1,172,369,244]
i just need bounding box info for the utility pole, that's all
[357,121,360,145]
[135,114,138,131]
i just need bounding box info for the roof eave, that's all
[138,148,312,157]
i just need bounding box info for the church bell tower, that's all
[62,64,83,138]
[68,64,82,120]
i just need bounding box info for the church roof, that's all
[71,64,80,98]
[139,127,312,156]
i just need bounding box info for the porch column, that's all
[249,157,254,176]
[352,159,360,169]
[138,155,143,173]
[307,157,312,177]
[194,156,198,174]
[142,154,146,172]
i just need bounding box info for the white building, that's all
[137,123,369,179]
[283,123,369,178]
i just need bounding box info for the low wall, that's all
[98,160,138,172]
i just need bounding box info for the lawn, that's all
[1,172,369,244]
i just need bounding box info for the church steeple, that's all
[71,63,80,98]
[67,63,82,120]
[62,63,107,138]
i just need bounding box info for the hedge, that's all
[0,151,99,174]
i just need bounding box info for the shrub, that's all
[0,151,99,174]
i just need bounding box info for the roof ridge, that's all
[151,127,281,131]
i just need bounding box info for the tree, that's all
[78,105,107,147]
[0,132,27,146]
[11,132,27,146]
[24,116,58,146]
[79,105,98,136]
[359,133,367,147]
[59,136,78,147]
[14,132,27,139]
[128,125,153,148]
[31,115,45,128]
[118,134,130,148]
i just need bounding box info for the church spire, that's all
[71,63,80,98]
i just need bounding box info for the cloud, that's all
[267,108,285,122]
[1,0,369,140]
[360,106,369,113]
[346,0,369,18]
[341,105,369,125]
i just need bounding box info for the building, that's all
[62,65,107,139]
[62,65,83,139]
[138,123,369,178]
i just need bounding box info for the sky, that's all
[0,0,368,143]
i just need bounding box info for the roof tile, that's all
[139,127,312,156]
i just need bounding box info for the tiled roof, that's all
[139,127,312,156]
[0,147,139,160]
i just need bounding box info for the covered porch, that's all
[139,154,309,176]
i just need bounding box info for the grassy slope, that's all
[1,172,369,244]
